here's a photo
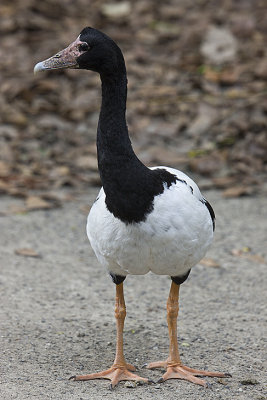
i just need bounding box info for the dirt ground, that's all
[0,189,266,400]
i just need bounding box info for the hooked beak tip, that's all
[34,62,45,74]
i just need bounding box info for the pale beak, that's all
[34,36,83,74]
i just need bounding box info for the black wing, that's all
[201,199,215,231]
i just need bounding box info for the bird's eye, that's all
[79,43,89,52]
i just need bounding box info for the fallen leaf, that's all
[190,155,223,176]
[40,193,62,208]
[222,186,252,198]
[0,161,10,177]
[203,66,240,84]
[200,257,220,268]
[6,187,27,198]
[187,103,218,137]
[25,196,52,210]
[5,205,28,215]
[0,179,9,192]
[245,254,266,264]
[75,155,98,171]
[15,248,41,258]
[231,249,265,264]
[231,247,251,256]
[212,176,237,188]
[241,246,250,253]
[0,0,265,202]
[53,166,70,177]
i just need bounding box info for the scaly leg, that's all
[70,283,149,388]
[147,281,230,386]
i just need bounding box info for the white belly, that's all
[87,168,213,277]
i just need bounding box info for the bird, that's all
[34,27,229,389]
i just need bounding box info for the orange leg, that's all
[70,283,149,388]
[147,281,230,387]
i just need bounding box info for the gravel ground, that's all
[0,189,266,400]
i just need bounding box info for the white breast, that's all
[87,167,214,277]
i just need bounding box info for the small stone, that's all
[240,378,259,385]
[101,2,131,19]
[124,381,137,388]
[201,26,238,64]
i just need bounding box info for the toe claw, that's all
[157,377,164,384]
[108,383,114,390]
[148,379,156,384]
[224,373,232,378]
[68,375,76,381]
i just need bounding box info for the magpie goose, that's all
[34,27,229,389]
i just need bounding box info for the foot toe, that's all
[156,364,230,387]
[70,366,149,388]
[146,360,168,370]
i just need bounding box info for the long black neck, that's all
[97,71,136,163]
[96,66,176,224]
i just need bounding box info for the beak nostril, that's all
[54,54,61,58]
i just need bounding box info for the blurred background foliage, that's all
[0,0,266,204]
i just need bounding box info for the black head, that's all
[78,27,125,76]
[34,27,126,78]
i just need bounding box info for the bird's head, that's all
[34,27,125,77]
